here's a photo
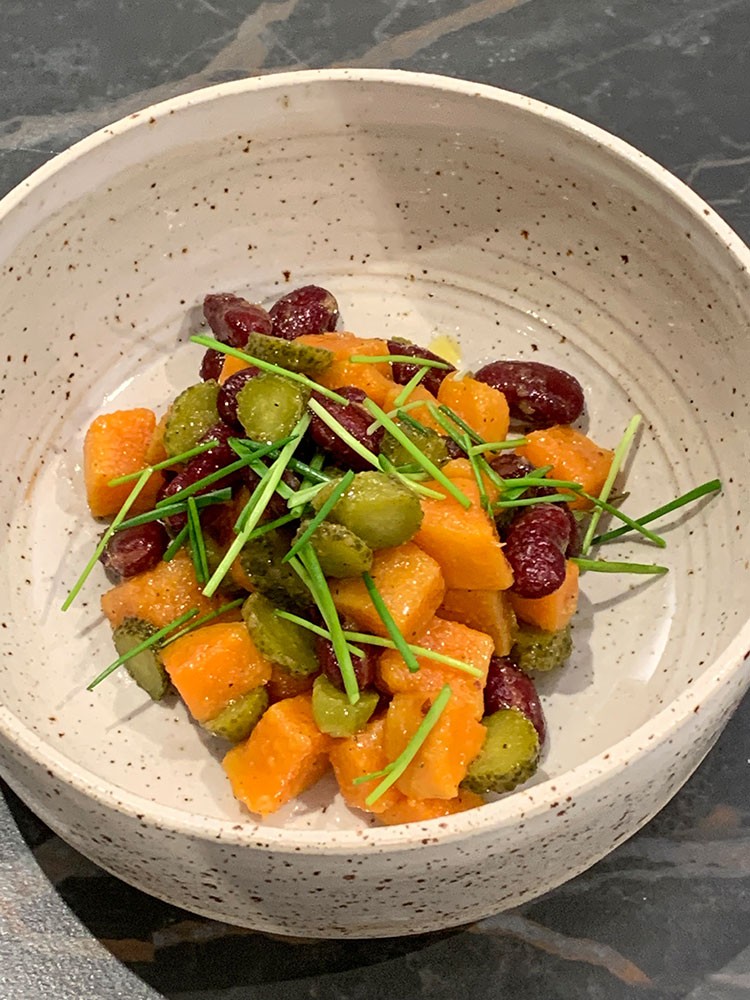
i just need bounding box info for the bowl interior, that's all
[1,74,748,833]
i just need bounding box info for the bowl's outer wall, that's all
[1,72,749,935]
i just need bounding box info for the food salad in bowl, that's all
[0,69,748,937]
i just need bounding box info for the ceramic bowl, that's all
[1,69,748,938]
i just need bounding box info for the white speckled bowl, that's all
[1,70,749,938]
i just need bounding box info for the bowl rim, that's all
[2,66,750,853]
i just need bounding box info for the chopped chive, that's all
[162,598,245,646]
[392,367,428,408]
[187,497,209,583]
[378,455,446,500]
[287,457,331,484]
[580,492,666,547]
[154,456,254,508]
[468,439,529,455]
[428,403,471,451]
[62,469,152,611]
[395,409,431,434]
[465,434,490,511]
[360,685,453,805]
[494,492,573,509]
[87,607,199,690]
[107,439,219,486]
[202,417,311,597]
[227,434,296,462]
[307,397,381,470]
[244,510,300,541]
[116,488,232,531]
[274,610,365,657]
[190,334,349,405]
[366,399,426,435]
[437,404,484,445]
[163,523,190,561]
[362,572,421,673]
[349,353,452,370]
[288,480,329,508]
[571,557,668,575]
[497,475,578,491]
[247,457,295,500]
[581,414,642,555]
[283,469,355,563]
[475,454,506,493]
[593,478,722,545]
[362,400,472,509]
[295,545,360,704]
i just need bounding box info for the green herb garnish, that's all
[162,598,245,646]
[391,367,428,408]
[593,478,722,545]
[62,469,152,611]
[273,610,365,657]
[86,606,199,690]
[186,496,209,583]
[467,439,529,455]
[581,491,666,547]
[494,492,574,509]
[163,523,190,562]
[116,487,232,531]
[362,572,421,673]
[377,455,446,500]
[349,353,452,370]
[107,438,219,487]
[571,557,668,575]
[307,396,381,470]
[580,414,642,555]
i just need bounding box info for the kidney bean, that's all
[387,339,455,396]
[316,635,379,691]
[199,347,225,381]
[203,293,272,346]
[504,504,571,598]
[309,387,383,470]
[484,655,546,744]
[269,285,339,340]
[475,360,584,428]
[100,522,168,583]
[489,453,535,480]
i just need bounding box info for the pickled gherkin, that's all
[380,419,450,468]
[236,373,308,444]
[245,331,333,375]
[312,471,423,550]
[462,708,540,794]
[202,686,269,742]
[311,674,379,737]
[237,528,313,611]
[112,617,171,701]
[511,623,572,673]
[296,520,373,578]
[163,381,220,457]
[242,592,319,676]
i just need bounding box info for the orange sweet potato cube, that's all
[439,588,518,656]
[83,408,164,517]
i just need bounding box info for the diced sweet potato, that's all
[437,373,510,442]
[222,694,333,816]
[509,559,579,631]
[377,789,484,825]
[101,550,222,630]
[376,617,492,719]
[516,425,613,510]
[441,458,500,503]
[380,381,441,431]
[414,477,514,590]
[219,354,252,384]
[298,332,394,406]
[161,622,272,723]
[83,408,164,517]
[384,693,486,800]
[329,717,402,815]
[330,542,445,640]
[439,588,517,656]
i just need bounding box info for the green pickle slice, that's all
[245,331,333,375]
[202,686,269,742]
[381,419,450,467]
[297,520,373,578]
[511,623,572,673]
[311,674,379,737]
[236,372,308,444]
[242,592,319,676]
[237,528,313,611]
[112,617,171,701]
[312,471,423,550]
[462,708,540,795]
[163,380,220,457]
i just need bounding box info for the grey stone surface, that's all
[1,0,749,997]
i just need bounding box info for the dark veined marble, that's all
[1,1,749,997]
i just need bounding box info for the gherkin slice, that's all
[112,617,171,701]
[237,528,313,611]
[462,708,540,795]
[511,624,572,673]
[163,381,220,457]
[242,592,319,676]
[312,471,423,550]
[297,520,373,578]
[381,420,449,468]
[236,373,308,444]
[311,674,379,737]
[202,686,269,742]
[245,331,333,375]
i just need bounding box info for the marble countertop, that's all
[2,1,749,997]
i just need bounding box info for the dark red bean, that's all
[203,293,272,346]
[100,522,169,583]
[199,347,225,382]
[269,285,339,340]
[484,655,546,744]
[386,339,455,396]
[489,453,535,480]
[309,387,383,471]
[444,437,465,460]
[316,635,379,691]
[504,504,571,598]
[475,360,584,428]
[157,423,240,533]
[217,367,260,430]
